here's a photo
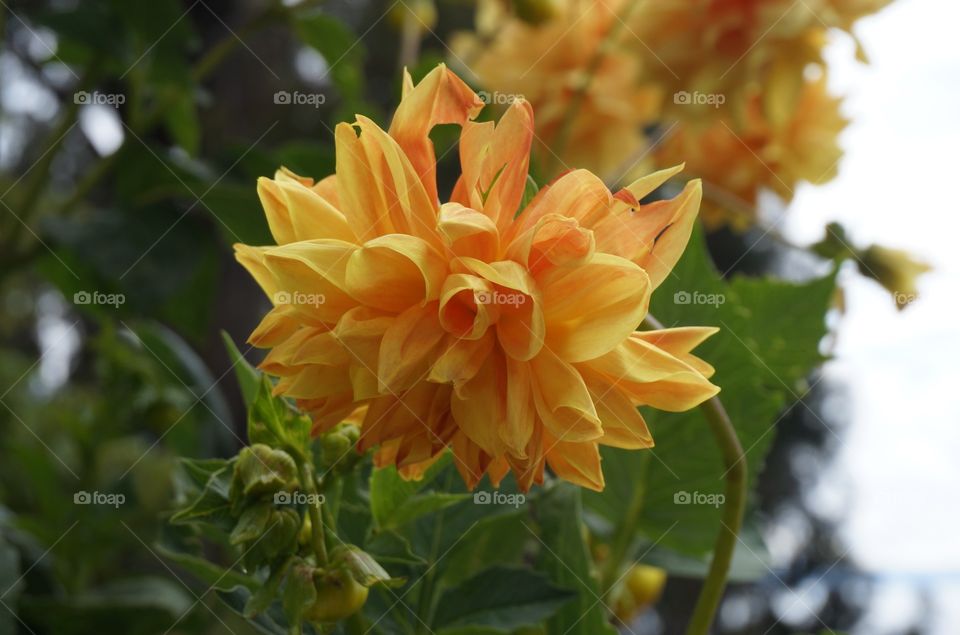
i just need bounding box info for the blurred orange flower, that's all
[452,0,661,179]
[235,65,718,492]
[656,76,847,229]
[632,0,889,121]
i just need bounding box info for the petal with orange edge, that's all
[459,258,545,361]
[258,173,356,245]
[345,234,448,312]
[457,99,534,230]
[389,65,484,203]
[541,253,650,363]
[545,439,604,491]
[437,202,500,261]
[633,326,718,378]
[530,351,602,443]
[378,301,446,393]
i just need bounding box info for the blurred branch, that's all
[642,313,747,635]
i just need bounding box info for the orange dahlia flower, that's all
[235,65,718,492]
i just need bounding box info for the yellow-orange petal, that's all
[274,364,353,400]
[457,99,534,231]
[258,239,360,324]
[354,116,445,250]
[506,169,610,245]
[540,253,651,363]
[258,174,356,245]
[438,273,495,340]
[437,202,500,261]
[595,177,702,289]
[633,327,718,378]
[247,304,301,348]
[428,331,496,392]
[545,439,604,491]
[377,301,446,393]
[500,356,535,455]
[389,65,485,203]
[580,333,719,412]
[583,375,653,449]
[450,350,505,455]
[530,351,602,443]
[345,234,448,312]
[459,258,545,361]
[333,306,393,400]
[505,213,595,276]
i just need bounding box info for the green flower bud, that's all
[232,444,299,500]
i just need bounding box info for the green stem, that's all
[599,451,650,595]
[296,459,328,566]
[642,314,747,635]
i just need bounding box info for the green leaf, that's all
[244,557,293,618]
[178,456,232,489]
[230,502,274,545]
[535,484,616,635]
[433,566,575,632]
[585,228,836,557]
[246,377,313,459]
[163,90,201,155]
[282,560,317,626]
[170,465,234,530]
[154,541,258,590]
[222,331,262,411]
[364,530,427,566]
[369,454,466,529]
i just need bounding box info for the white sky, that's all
[782,0,960,630]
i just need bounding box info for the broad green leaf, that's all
[364,530,427,566]
[585,228,836,557]
[369,454,464,529]
[433,566,575,632]
[535,484,616,635]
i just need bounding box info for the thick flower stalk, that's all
[235,64,718,492]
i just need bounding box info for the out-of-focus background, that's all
[1,0,958,634]
[780,0,960,630]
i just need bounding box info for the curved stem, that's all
[642,314,747,635]
[296,459,328,566]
